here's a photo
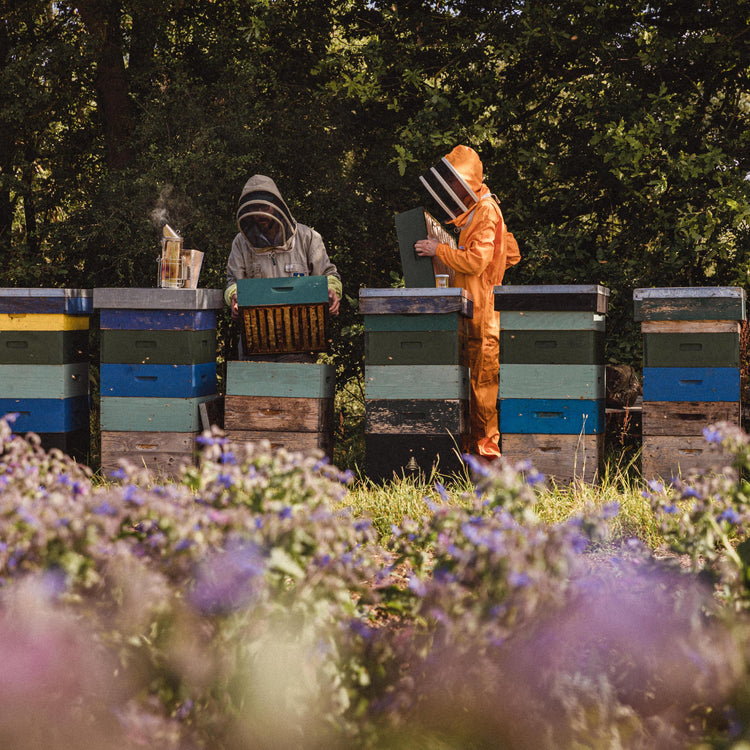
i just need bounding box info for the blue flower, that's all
[217,473,234,489]
[602,501,620,519]
[218,451,236,465]
[703,426,723,445]
[278,506,292,519]
[647,479,665,493]
[524,470,545,487]
[109,468,127,481]
[719,508,740,525]
[682,486,702,499]
[93,500,118,516]
[463,453,491,478]
[434,482,450,501]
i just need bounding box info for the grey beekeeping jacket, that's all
[224,174,342,305]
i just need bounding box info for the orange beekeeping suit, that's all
[432,146,521,458]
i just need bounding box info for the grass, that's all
[342,446,665,550]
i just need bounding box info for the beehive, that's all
[360,287,473,481]
[634,287,745,480]
[94,287,223,478]
[0,288,92,461]
[495,285,610,484]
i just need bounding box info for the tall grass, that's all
[343,447,664,549]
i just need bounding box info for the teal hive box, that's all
[236,276,329,355]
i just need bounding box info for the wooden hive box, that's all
[236,276,329,355]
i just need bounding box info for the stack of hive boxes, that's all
[635,287,745,480]
[0,288,92,461]
[495,285,609,484]
[225,276,335,457]
[94,288,223,477]
[360,287,473,481]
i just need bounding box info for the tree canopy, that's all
[2,0,750,367]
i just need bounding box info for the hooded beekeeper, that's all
[415,145,521,459]
[225,175,342,324]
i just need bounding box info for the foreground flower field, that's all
[2,415,750,749]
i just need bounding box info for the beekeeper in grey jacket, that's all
[225,174,342,321]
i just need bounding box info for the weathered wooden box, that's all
[395,207,457,288]
[633,287,746,322]
[501,433,603,485]
[494,285,610,313]
[365,433,468,482]
[641,435,735,481]
[237,276,329,355]
[100,431,198,478]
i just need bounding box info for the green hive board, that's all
[100,329,216,365]
[394,207,457,288]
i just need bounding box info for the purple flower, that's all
[109,468,127,481]
[217,473,234,489]
[602,501,620,519]
[703,426,723,445]
[434,482,450,501]
[93,500,118,517]
[463,453,491,478]
[218,451,236,465]
[190,541,266,615]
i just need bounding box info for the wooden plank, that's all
[499,311,606,332]
[0,288,93,315]
[359,288,473,318]
[500,330,604,365]
[363,312,466,333]
[640,320,741,334]
[501,433,603,485]
[100,395,216,432]
[100,329,216,365]
[226,361,336,398]
[0,314,89,332]
[199,396,224,430]
[498,398,605,434]
[365,330,468,366]
[99,309,218,331]
[224,395,333,432]
[0,330,88,365]
[498,364,605,400]
[395,207,457,288]
[365,398,469,434]
[100,362,217,398]
[236,276,328,306]
[633,287,746,322]
[225,429,333,458]
[641,401,741,436]
[494,285,610,313]
[93,288,224,310]
[641,435,735,481]
[642,332,739,368]
[0,363,89,399]
[365,433,468,482]
[642,367,740,402]
[365,365,470,401]
[101,431,198,478]
[1,395,89,432]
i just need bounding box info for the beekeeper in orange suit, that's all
[415,145,520,459]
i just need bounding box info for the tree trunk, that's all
[74,0,134,170]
